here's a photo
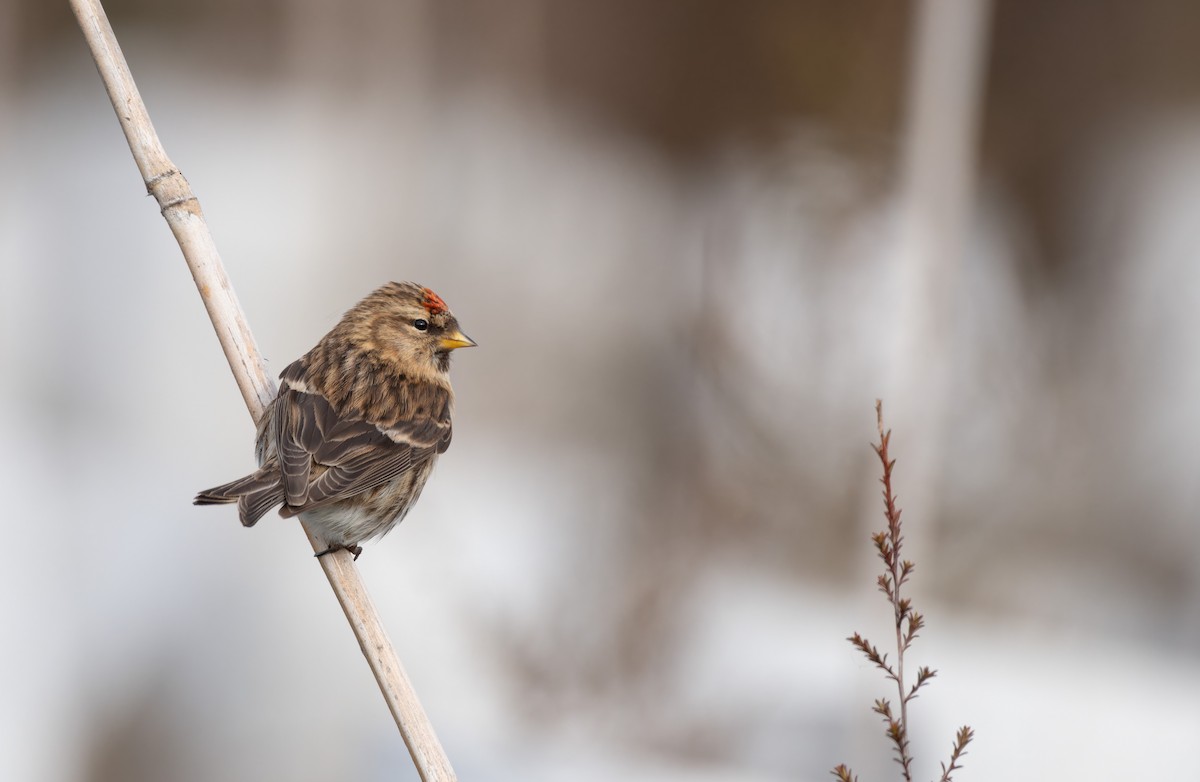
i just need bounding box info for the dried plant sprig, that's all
[832,764,859,782]
[831,401,973,782]
[68,2,456,779]
[872,400,921,780]
[938,727,975,782]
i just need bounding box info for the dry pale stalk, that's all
[67,1,456,779]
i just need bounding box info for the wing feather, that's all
[276,390,313,506]
[272,378,453,512]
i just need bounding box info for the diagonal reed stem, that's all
[67,2,456,779]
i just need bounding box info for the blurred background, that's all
[3,0,1200,779]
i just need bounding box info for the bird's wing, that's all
[274,379,451,511]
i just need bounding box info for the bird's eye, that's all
[413,319,429,331]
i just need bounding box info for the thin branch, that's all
[67,2,456,779]
[833,403,974,780]
[875,401,915,782]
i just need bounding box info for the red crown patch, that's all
[422,287,449,315]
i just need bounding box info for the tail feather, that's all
[194,471,271,503]
[238,486,286,527]
[195,469,285,527]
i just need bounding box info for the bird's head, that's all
[346,281,476,379]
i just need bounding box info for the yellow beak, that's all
[439,330,477,350]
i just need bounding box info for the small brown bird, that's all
[195,282,475,559]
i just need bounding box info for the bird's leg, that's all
[314,543,363,561]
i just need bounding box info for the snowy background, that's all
[2,1,1200,780]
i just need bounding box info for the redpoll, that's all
[195,282,474,559]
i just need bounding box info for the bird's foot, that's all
[314,543,363,561]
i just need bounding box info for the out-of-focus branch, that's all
[67,2,456,779]
[886,0,993,555]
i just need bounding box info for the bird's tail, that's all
[195,469,285,527]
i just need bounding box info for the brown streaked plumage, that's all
[195,281,475,559]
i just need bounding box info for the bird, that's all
[195,281,475,559]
